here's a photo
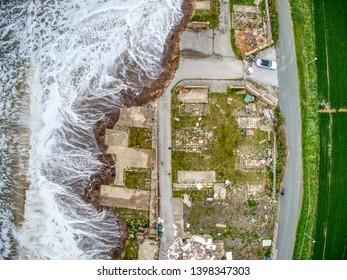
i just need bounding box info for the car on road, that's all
[157,223,163,237]
[256,58,277,70]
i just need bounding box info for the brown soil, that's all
[83,0,196,259]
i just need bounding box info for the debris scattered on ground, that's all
[262,240,272,247]
[166,236,224,260]
[183,194,192,207]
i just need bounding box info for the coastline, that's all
[84,0,196,259]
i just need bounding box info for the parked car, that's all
[256,58,277,70]
[157,223,163,237]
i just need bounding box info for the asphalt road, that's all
[276,0,303,259]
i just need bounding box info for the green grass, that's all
[290,0,320,260]
[128,127,152,149]
[274,107,287,191]
[114,208,149,237]
[124,169,151,190]
[267,0,279,43]
[191,0,220,29]
[171,91,270,185]
[123,240,138,260]
[311,0,347,260]
[114,208,150,260]
[292,0,347,260]
[173,189,214,202]
[231,0,255,5]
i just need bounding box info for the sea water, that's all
[0,0,184,259]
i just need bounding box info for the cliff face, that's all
[134,0,196,105]
[84,0,196,259]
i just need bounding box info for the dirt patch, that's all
[100,186,150,211]
[196,1,211,11]
[115,106,154,128]
[138,239,159,260]
[179,87,209,103]
[105,129,129,147]
[232,5,270,56]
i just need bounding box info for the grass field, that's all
[124,169,151,190]
[311,0,347,260]
[128,127,152,150]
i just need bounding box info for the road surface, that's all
[276,0,303,259]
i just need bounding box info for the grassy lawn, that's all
[290,0,319,260]
[124,169,151,190]
[192,0,220,29]
[128,127,152,150]
[172,90,270,185]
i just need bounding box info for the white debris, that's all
[225,179,231,186]
[186,223,190,229]
[226,251,233,260]
[166,236,222,260]
[195,183,203,190]
[173,230,177,236]
[193,236,206,245]
[262,240,272,247]
[183,194,192,207]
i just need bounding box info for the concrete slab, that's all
[99,186,150,210]
[247,47,279,87]
[178,57,243,80]
[138,239,158,260]
[114,166,124,186]
[107,146,153,169]
[105,130,129,147]
[233,5,259,13]
[180,29,214,56]
[179,88,209,103]
[196,1,211,11]
[116,106,154,128]
[213,183,226,199]
[177,171,216,183]
[213,1,234,57]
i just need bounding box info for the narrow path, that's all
[276,0,303,259]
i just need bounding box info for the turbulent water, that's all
[0,0,185,259]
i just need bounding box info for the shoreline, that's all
[84,0,196,259]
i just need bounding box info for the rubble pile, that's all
[166,236,222,260]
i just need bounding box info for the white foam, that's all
[1,0,185,259]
